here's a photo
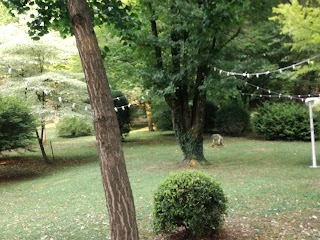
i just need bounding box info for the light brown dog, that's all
[211,134,223,148]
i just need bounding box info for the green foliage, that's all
[152,102,173,131]
[252,102,317,141]
[56,116,94,138]
[272,0,320,53]
[216,102,250,136]
[112,91,131,137]
[2,0,137,40]
[152,100,218,132]
[0,95,36,152]
[272,0,320,85]
[153,170,227,237]
[204,101,217,132]
[0,2,17,25]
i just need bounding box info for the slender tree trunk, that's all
[35,127,51,164]
[66,1,139,239]
[145,102,154,131]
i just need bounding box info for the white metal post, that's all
[306,98,320,168]
[308,102,318,168]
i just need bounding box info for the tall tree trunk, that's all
[66,1,139,239]
[35,127,51,164]
[166,90,206,162]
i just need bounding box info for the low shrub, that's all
[252,102,318,141]
[153,170,227,238]
[0,96,36,152]
[216,101,250,136]
[56,116,94,137]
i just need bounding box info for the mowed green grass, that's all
[0,126,320,239]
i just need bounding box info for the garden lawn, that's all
[0,126,320,239]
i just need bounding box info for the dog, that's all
[211,134,223,148]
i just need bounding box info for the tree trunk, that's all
[35,127,51,164]
[66,1,139,239]
[145,102,154,131]
[166,91,206,162]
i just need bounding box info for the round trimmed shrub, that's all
[56,116,94,137]
[153,170,227,238]
[0,95,36,152]
[216,102,250,136]
[252,102,318,141]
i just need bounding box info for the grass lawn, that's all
[0,125,320,239]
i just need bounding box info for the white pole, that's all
[308,101,319,168]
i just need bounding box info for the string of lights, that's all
[1,64,133,112]
[213,54,320,78]
[3,53,320,110]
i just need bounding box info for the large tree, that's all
[135,0,256,162]
[3,0,139,239]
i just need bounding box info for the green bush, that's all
[56,116,94,137]
[252,102,317,141]
[0,96,36,152]
[216,102,250,136]
[152,103,173,131]
[112,91,131,137]
[153,170,227,238]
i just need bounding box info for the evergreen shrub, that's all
[153,171,227,238]
[216,102,250,136]
[0,96,36,152]
[57,116,94,137]
[252,102,318,141]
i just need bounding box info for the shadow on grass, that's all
[0,155,98,184]
[152,224,256,240]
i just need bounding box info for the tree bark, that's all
[66,1,139,239]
